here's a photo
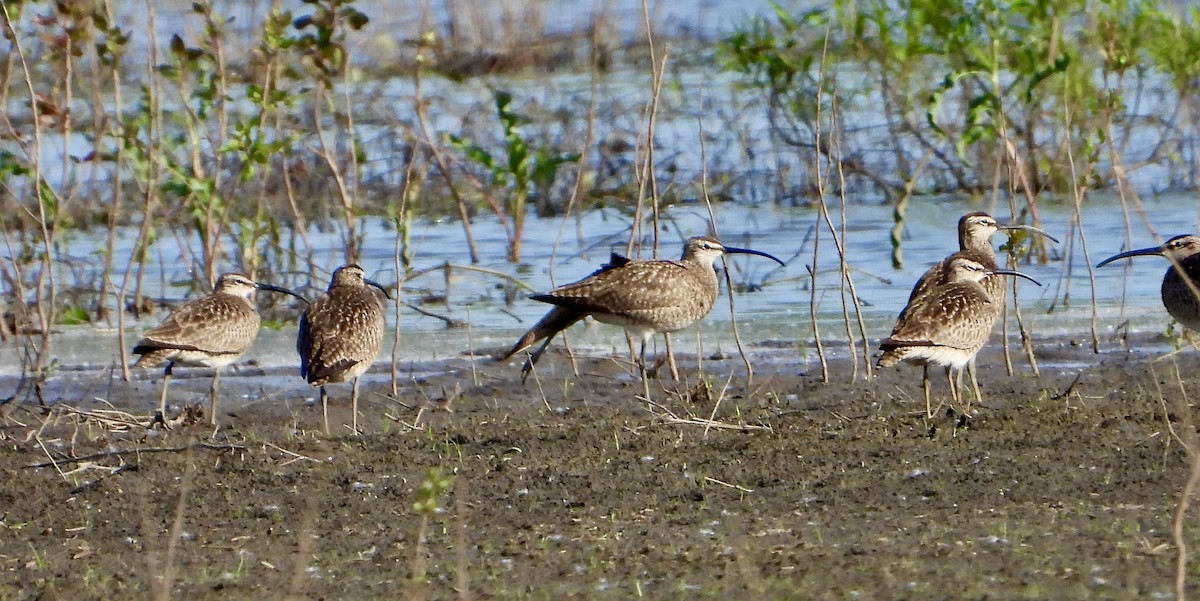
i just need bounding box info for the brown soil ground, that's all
[2,336,1199,600]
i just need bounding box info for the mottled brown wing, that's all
[494,253,633,362]
[534,260,709,318]
[298,288,385,384]
[883,283,995,351]
[134,294,259,356]
[904,260,946,308]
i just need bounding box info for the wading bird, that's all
[906,212,1058,403]
[133,272,305,427]
[878,256,1041,418]
[297,264,388,435]
[1097,234,1200,332]
[498,235,785,383]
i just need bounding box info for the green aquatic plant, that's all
[448,90,580,262]
[720,0,1200,266]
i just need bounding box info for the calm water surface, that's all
[14,192,1200,383]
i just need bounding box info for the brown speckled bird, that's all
[297,264,388,435]
[1097,234,1200,332]
[905,212,1057,405]
[498,236,785,381]
[878,256,1041,417]
[134,272,304,426]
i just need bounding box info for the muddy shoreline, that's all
[1,333,1198,599]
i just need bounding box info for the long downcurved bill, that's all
[257,283,309,303]
[365,279,392,300]
[723,246,787,267]
[1095,246,1163,269]
[989,269,1042,287]
[1000,224,1060,245]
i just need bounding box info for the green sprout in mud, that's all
[1163,321,1196,352]
[26,543,49,570]
[441,437,465,464]
[413,468,452,516]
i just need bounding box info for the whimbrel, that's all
[1097,234,1200,332]
[906,211,1057,306]
[133,272,304,427]
[498,236,785,381]
[878,256,1041,417]
[297,264,388,435]
[906,212,1057,403]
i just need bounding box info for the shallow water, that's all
[10,191,1200,397]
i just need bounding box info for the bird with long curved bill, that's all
[498,235,786,384]
[1097,234,1200,333]
[133,272,306,428]
[878,256,1042,418]
[297,264,390,436]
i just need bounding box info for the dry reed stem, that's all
[2,2,63,398]
[391,142,420,394]
[412,39,479,264]
[542,22,603,381]
[696,91,754,384]
[826,81,873,380]
[998,135,1040,377]
[1149,360,1200,600]
[809,28,832,383]
[24,440,246,469]
[625,0,662,259]
[311,82,359,263]
[1060,93,1101,353]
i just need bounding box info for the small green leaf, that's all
[60,306,90,326]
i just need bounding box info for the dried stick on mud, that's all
[24,442,247,469]
[157,448,196,601]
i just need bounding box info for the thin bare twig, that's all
[24,442,246,469]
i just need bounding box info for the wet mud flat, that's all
[1,336,1199,599]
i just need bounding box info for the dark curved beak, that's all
[722,246,787,267]
[989,269,1042,286]
[365,279,392,300]
[1000,224,1059,245]
[256,283,309,303]
[1096,246,1164,268]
